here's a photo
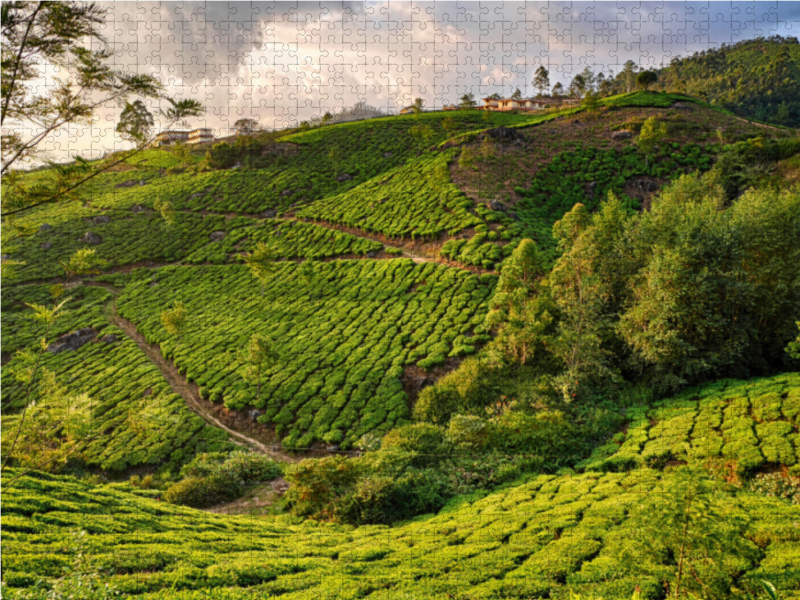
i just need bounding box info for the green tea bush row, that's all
[579,373,800,476]
[1,303,233,472]
[4,465,800,598]
[515,143,718,257]
[1,285,110,357]
[115,261,496,448]
[297,151,482,240]
[7,204,382,282]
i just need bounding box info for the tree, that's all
[59,247,108,282]
[599,78,614,97]
[581,89,601,116]
[116,100,155,148]
[410,123,434,155]
[0,1,163,174]
[170,141,194,169]
[552,82,565,97]
[486,93,502,101]
[234,118,259,135]
[413,97,424,114]
[238,333,278,403]
[1,285,70,478]
[624,466,757,599]
[621,59,639,92]
[485,239,549,365]
[532,66,550,96]
[636,116,667,166]
[1,368,92,475]
[459,93,476,108]
[327,145,343,177]
[579,66,596,93]
[160,301,187,339]
[568,74,587,98]
[511,88,522,100]
[243,241,277,296]
[321,112,332,126]
[636,70,658,91]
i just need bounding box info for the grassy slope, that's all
[114,261,495,448]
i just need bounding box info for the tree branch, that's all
[1,1,44,126]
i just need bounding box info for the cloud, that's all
[25,0,799,162]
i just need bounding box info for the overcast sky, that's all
[29,1,800,161]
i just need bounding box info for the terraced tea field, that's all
[580,373,800,476]
[1,285,234,472]
[114,260,496,448]
[9,204,383,282]
[4,458,800,598]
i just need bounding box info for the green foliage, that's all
[114,261,495,448]
[788,323,800,360]
[160,301,186,338]
[625,466,758,599]
[578,372,800,476]
[116,100,154,148]
[60,247,109,282]
[636,71,658,91]
[6,466,799,597]
[1,287,234,473]
[636,117,667,163]
[516,142,717,260]
[660,37,800,127]
[237,333,278,401]
[164,451,282,508]
[298,150,481,240]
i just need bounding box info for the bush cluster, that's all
[164,451,282,508]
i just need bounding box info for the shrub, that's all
[165,452,282,508]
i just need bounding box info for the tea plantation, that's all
[579,373,800,476]
[1,285,233,472]
[3,88,800,600]
[4,459,800,598]
[9,203,383,282]
[114,260,496,448]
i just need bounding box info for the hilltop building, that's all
[399,106,417,115]
[154,128,215,147]
[480,97,556,111]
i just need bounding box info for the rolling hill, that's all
[3,89,800,599]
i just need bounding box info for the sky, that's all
[19,1,800,162]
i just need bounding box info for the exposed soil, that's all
[449,104,780,206]
[402,356,464,408]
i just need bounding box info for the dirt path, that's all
[92,282,300,463]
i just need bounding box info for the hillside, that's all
[4,379,800,598]
[3,89,800,599]
[658,36,800,127]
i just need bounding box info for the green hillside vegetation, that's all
[1,285,234,473]
[659,36,800,127]
[113,260,496,448]
[4,460,800,599]
[3,76,800,600]
[580,373,800,475]
[8,205,383,282]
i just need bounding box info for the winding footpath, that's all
[91,282,300,463]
